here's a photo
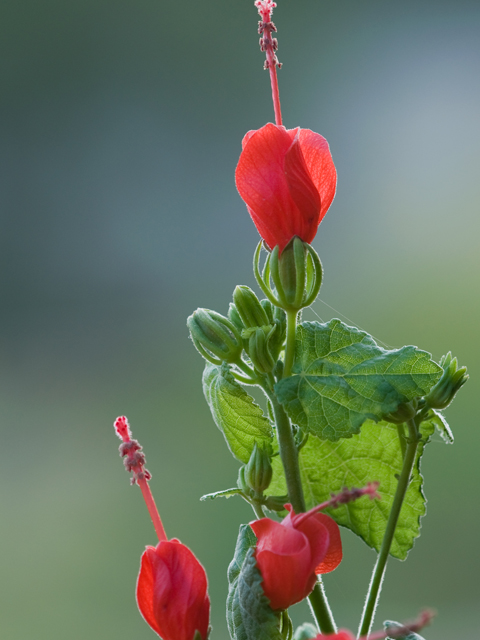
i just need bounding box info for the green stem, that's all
[308,581,337,635]
[283,310,298,379]
[357,418,420,638]
[251,501,267,519]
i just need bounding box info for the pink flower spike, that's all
[255,0,283,125]
[114,415,132,442]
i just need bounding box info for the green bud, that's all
[425,352,468,410]
[187,308,242,365]
[244,442,273,494]
[233,285,270,329]
[244,324,277,374]
[237,466,250,494]
[269,237,323,311]
[384,400,418,424]
[227,302,245,333]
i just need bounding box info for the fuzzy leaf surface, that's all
[268,419,435,559]
[428,409,454,443]
[200,488,244,501]
[203,363,273,463]
[227,525,282,640]
[275,320,442,441]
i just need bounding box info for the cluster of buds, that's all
[425,352,468,410]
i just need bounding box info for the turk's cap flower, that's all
[249,504,342,611]
[235,123,336,252]
[137,539,210,640]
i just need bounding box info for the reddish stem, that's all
[138,475,168,543]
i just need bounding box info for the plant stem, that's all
[251,501,267,519]
[283,310,297,379]
[357,418,420,638]
[262,307,337,634]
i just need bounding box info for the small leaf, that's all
[268,419,435,559]
[227,525,282,640]
[202,362,273,463]
[428,409,454,444]
[384,620,426,640]
[292,623,318,640]
[275,320,442,441]
[200,488,245,501]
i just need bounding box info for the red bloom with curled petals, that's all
[137,539,210,640]
[249,504,342,611]
[235,123,337,252]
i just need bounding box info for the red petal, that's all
[136,540,210,640]
[136,546,163,637]
[284,131,321,242]
[235,123,303,251]
[297,128,337,225]
[313,514,343,574]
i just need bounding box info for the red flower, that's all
[249,505,342,611]
[235,123,336,252]
[137,539,210,640]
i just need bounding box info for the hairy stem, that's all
[283,310,298,379]
[357,418,420,638]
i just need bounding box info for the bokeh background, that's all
[1,0,479,638]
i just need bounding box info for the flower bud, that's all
[245,442,273,494]
[383,400,418,425]
[425,352,468,410]
[228,302,245,333]
[187,309,243,365]
[244,324,277,374]
[270,237,323,311]
[233,285,270,329]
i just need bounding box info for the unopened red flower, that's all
[235,123,336,252]
[250,504,342,611]
[137,539,210,640]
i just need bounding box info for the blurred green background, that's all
[1,0,479,638]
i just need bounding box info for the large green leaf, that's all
[227,525,282,640]
[275,320,442,441]
[268,419,435,560]
[202,363,273,463]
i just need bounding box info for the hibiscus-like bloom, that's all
[137,539,210,640]
[235,123,337,252]
[250,504,342,611]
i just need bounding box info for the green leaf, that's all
[384,620,426,640]
[227,525,282,640]
[200,488,245,501]
[428,409,454,444]
[202,362,273,463]
[275,320,442,441]
[268,418,435,560]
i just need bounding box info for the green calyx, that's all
[233,285,270,329]
[425,352,468,410]
[253,237,323,312]
[187,308,243,365]
[245,442,273,494]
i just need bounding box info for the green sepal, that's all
[275,320,442,442]
[200,488,245,501]
[268,418,436,559]
[202,363,273,463]
[227,525,283,640]
[384,620,426,640]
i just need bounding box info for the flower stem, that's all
[357,418,420,638]
[283,310,298,379]
[262,305,337,634]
